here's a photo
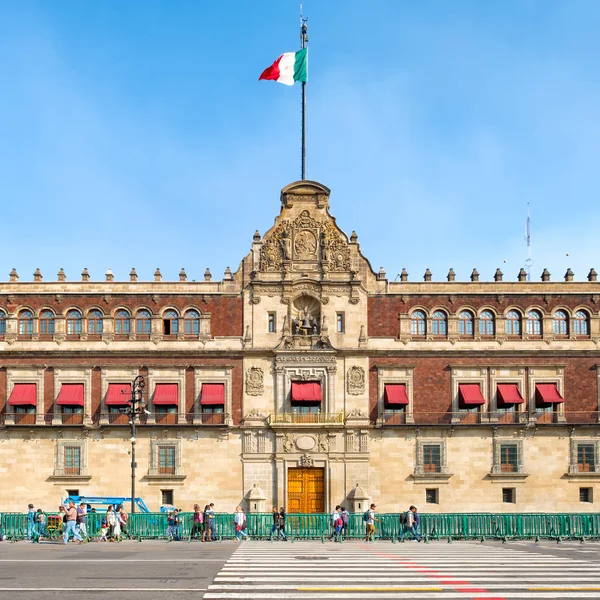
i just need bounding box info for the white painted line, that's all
[0,559,225,563]
[0,589,208,593]
[213,575,600,582]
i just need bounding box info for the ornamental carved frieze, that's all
[245,367,264,396]
[258,211,351,272]
[346,366,365,395]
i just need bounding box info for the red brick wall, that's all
[370,356,598,419]
[44,368,54,414]
[368,295,598,338]
[1,294,243,338]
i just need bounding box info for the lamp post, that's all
[123,375,146,514]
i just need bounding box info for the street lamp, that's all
[122,375,146,514]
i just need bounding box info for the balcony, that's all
[98,412,229,426]
[268,412,344,427]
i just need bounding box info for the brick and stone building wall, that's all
[0,180,599,512]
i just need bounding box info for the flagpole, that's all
[300,16,307,180]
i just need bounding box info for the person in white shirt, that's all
[234,506,249,541]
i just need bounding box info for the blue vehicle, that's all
[61,496,150,513]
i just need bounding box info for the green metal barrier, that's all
[3,511,600,542]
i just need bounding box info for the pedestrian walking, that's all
[26,504,35,540]
[278,507,287,541]
[76,503,87,540]
[364,503,377,542]
[35,509,47,541]
[167,509,181,541]
[201,504,210,542]
[270,506,279,540]
[63,501,83,545]
[191,504,203,539]
[98,516,109,542]
[118,506,129,539]
[412,506,422,541]
[340,506,349,538]
[58,505,67,536]
[400,505,421,542]
[330,505,342,542]
[206,503,216,541]
[106,505,120,541]
[233,506,249,541]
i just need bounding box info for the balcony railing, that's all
[269,412,344,426]
[98,412,229,426]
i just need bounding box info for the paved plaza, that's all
[1,539,600,599]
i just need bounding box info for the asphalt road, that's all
[0,539,235,600]
[2,539,600,599]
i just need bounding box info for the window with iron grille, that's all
[500,443,519,473]
[415,440,448,477]
[502,487,515,503]
[580,487,593,503]
[158,445,176,475]
[423,444,441,473]
[577,443,596,473]
[425,488,439,504]
[336,313,345,333]
[268,312,276,333]
[161,489,174,505]
[64,446,81,476]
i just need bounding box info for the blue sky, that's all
[1,0,599,283]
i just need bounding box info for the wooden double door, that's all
[287,467,325,513]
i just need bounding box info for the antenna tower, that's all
[525,204,532,281]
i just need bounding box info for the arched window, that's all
[163,309,179,335]
[553,310,569,335]
[39,310,55,335]
[479,310,495,336]
[431,310,447,336]
[505,310,521,336]
[0,310,6,336]
[88,309,103,335]
[184,309,200,335]
[18,309,34,335]
[458,311,474,336]
[574,310,589,336]
[115,309,131,335]
[411,310,426,335]
[66,309,82,335]
[526,310,542,336]
[135,310,152,335]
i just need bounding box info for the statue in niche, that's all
[321,232,329,262]
[280,231,292,261]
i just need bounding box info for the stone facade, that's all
[0,180,599,512]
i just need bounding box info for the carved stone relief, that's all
[299,453,314,467]
[346,366,365,395]
[245,367,264,396]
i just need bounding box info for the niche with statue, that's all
[291,295,321,336]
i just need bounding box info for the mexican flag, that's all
[259,48,307,86]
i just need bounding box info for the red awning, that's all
[291,382,322,403]
[153,383,178,405]
[56,383,84,406]
[497,383,524,405]
[105,383,132,406]
[384,383,409,406]
[201,383,225,405]
[459,383,486,406]
[8,383,37,406]
[536,383,564,405]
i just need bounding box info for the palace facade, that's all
[1,180,599,513]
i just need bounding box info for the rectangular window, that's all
[580,487,593,503]
[66,489,79,498]
[158,446,176,475]
[502,488,516,504]
[64,446,81,476]
[336,313,345,333]
[577,443,595,473]
[268,312,276,333]
[425,488,439,504]
[161,489,174,506]
[423,444,441,473]
[500,443,519,473]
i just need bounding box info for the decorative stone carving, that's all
[243,409,267,423]
[245,367,264,396]
[283,433,294,453]
[346,366,365,395]
[296,435,316,451]
[347,408,368,419]
[318,434,329,453]
[299,453,314,467]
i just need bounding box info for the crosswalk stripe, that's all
[204,541,600,600]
